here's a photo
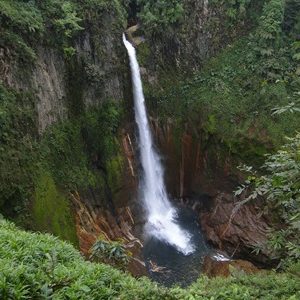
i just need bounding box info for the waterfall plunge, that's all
[123,35,194,255]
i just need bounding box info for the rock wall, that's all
[136,0,258,81]
[150,120,274,265]
[0,5,134,254]
[0,0,271,269]
[1,17,126,134]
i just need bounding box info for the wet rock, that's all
[203,255,260,278]
[71,192,147,277]
[200,193,275,265]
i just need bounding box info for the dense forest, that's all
[0,0,299,299]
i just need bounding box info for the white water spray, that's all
[123,34,194,255]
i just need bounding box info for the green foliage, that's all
[53,2,83,38]
[283,0,300,37]
[0,0,44,34]
[271,93,300,114]
[37,102,124,195]
[0,218,299,299]
[145,35,299,164]
[255,0,285,51]
[236,133,300,264]
[137,0,184,32]
[90,237,131,270]
[144,0,300,162]
[33,172,78,246]
[78,0,127,25]
[63,46,76,59]
[211,0,255,23]
[39,120,96,191]
[35,0,84,53]
[0,0,43,60]
[252,0,300,79]
[0,85,38,212]
[0,83,124,236]
[0,31,36,62]
[0,0,118,60]
[0,219,173,299]
[187,273,300,299]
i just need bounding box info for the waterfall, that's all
[123,34,194,255]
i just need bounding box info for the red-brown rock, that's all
[200,193,275,265]
[203,256,260,278]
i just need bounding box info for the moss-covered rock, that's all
[33,172,78,246]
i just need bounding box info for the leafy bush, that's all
[235,133,300,264]
[0,218,299,299]
[0,0,44,34]
[90,237,131,270]
[137,0,184,31]
[53,2,83,38]
[255,0,285,52]
[0,219,175,299]
[187,273,300,299]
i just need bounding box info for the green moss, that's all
[0,84,38,214]
[204,114,217,135]
[40,119,96,191]
[106,154,124,193]
[137,42,151,66]
[33,171,78,246]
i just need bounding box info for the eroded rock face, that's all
[0,16,126,134]
[69,130,147,277]
[200,193,274,265]
[71,191,147,277]
[137,0,257,85]
[151,122,274,266]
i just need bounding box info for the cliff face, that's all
[1,16,126,133]
[135,0,260,78]
[130,0,277,265]
[0,2,135,249]
[0,0,271,268]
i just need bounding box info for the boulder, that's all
[203,255,259,278]
[200,193,275,265]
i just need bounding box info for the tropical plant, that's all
[90,236,131,270]
[235,133,300,264]
[137,0,184,31]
